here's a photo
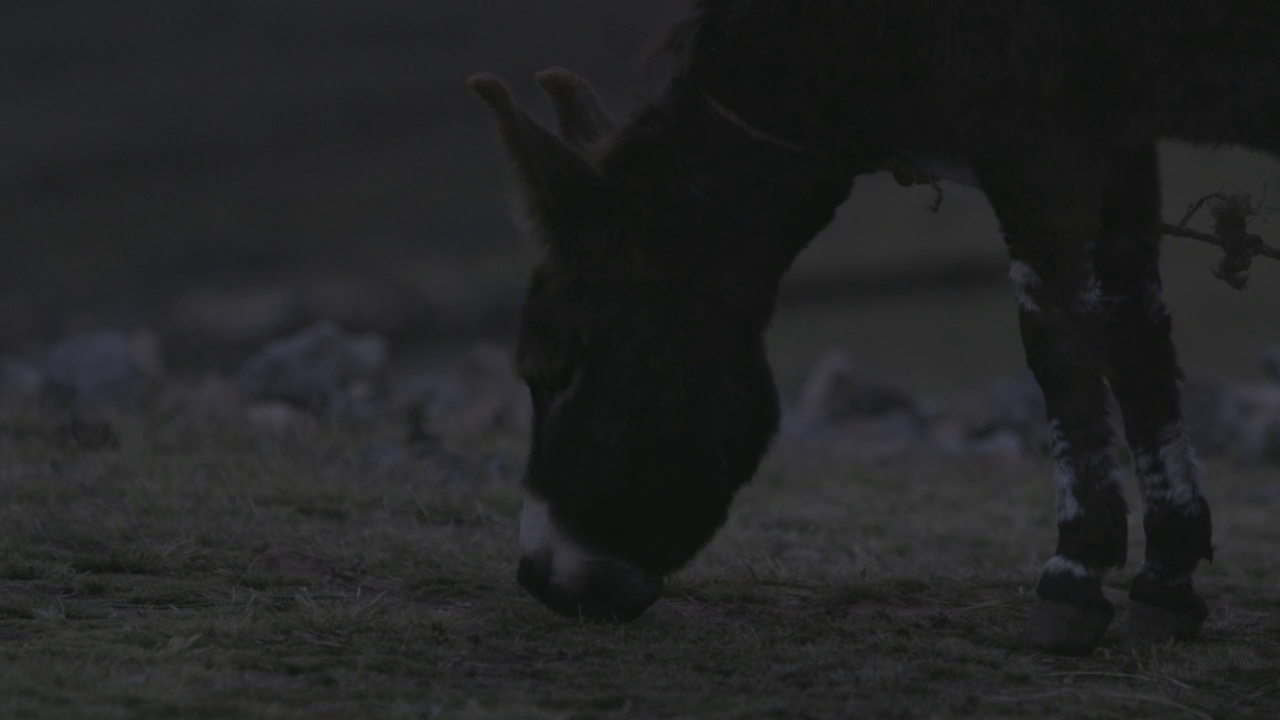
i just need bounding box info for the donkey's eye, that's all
[545,365,585,416]
[527,363,582,417]
[521,356,571,390]
[524,360,582,411]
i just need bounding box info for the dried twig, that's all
[1037,670,1193,690]
[1161,190,1280,290]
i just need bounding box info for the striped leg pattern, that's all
[980,139,1129,654]
[1095,144,1213,641]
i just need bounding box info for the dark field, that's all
[2,396,1278,719]
[3,2,1280,718]
[5,0,1279,382]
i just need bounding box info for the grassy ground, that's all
[2,399,1277,719]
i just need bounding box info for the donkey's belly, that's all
[918,155,980,189]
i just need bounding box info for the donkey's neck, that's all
[600,84,856,316]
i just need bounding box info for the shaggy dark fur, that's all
[474,0,1279,653]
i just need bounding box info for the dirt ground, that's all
[1,398,1277,719]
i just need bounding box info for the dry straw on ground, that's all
[1,398,1277,719]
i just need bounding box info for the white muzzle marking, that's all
[519,496,598,588]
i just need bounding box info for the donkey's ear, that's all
[469,73,608,231]
[535,67,616,149]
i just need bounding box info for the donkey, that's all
[471,0,1279,654]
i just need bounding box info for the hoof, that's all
[1126,577,1208,642]
[1126,600,1205,642]
[1021,597,1115,655]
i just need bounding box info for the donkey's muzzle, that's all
[517,553,662,621]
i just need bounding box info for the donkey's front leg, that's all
[977,143,1127,654]
[1095,144,1212,641]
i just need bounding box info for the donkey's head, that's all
[472,69,782,620]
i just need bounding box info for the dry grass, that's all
[1,399,1277,720]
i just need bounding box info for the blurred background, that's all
[4,0,1278,395]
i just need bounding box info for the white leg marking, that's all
[1008,260,1041,313]
[1133,421,1205,515]
[1048,419,1123,524]
[1048,420,1082,523]
[1044,554,1101,580]
[1077,275,1105,311]
[520,496,597,588]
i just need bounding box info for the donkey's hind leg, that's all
[976,136,1128,655]
[1095,144,1213,641]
